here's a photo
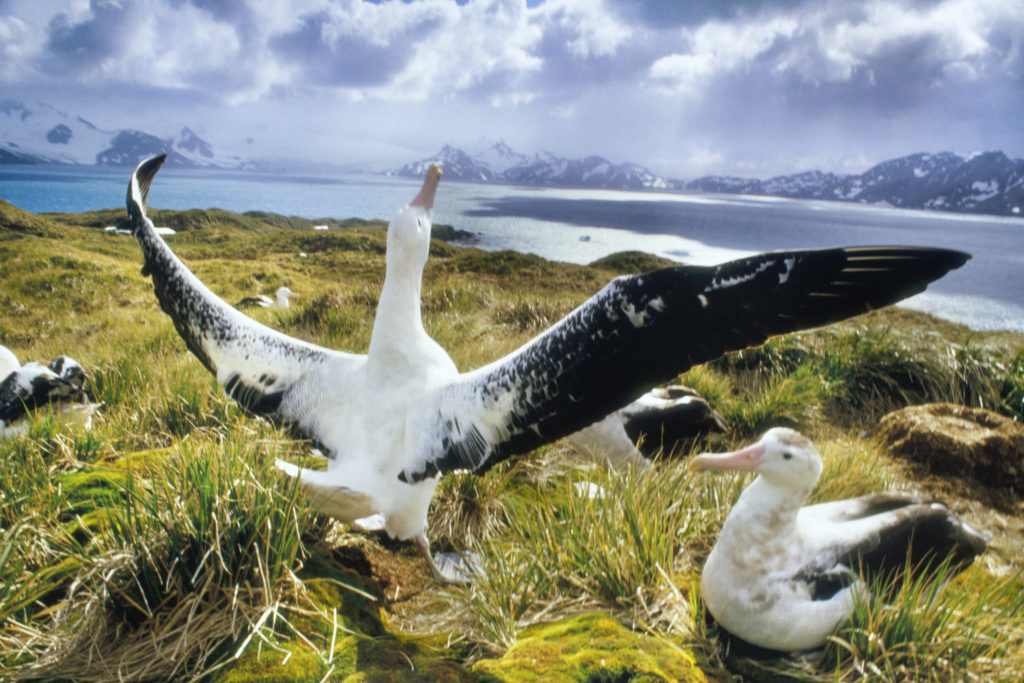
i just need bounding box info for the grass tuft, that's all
[2,203,1022,680]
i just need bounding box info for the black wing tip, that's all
[841,245,972,269]
[126,154,168,225]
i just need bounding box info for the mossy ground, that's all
[1,197,1022,681]
[472,613,705,682]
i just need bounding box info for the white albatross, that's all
[237,286,297,309]
[690,428,988,651]
[126,153,970,583]
[0,347,101,435]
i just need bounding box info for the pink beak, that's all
[689,441,766,472]
[410,164,442,210]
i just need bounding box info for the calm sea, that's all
[2,164,1022,332]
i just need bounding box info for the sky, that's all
[1,0,1022,178]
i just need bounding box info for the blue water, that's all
[2,164,1023,332]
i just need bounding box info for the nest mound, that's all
[877,403,1024,493]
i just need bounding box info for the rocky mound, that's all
[876,403,1024,493]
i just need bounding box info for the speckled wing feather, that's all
[127,155,362,426]
[406,246,969,481]
[798,493,988,590]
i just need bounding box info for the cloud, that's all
[0,0,1020,175]
[648,0,1022,107]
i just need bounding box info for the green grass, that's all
[1,199,1022,681]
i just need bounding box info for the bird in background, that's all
[237,286,298,309]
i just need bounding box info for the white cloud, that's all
[0,16,37,81]
[542,0,633,58]
[0,0,1021,175]
[648,0,1022,97]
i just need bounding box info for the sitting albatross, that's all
[237,286,297,309]
[569,385,728,468]
[0,346,100,434]
[690,428,988,651]
[126,154,969,583]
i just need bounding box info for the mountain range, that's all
[685,151,1024,217]
[390,143,1024,218]
[1,100,1020,217]
[0,100,255,169]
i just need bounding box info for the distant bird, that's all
[127,153,968,583]
[105,225,175,236]
[691,428,988,651]
[0,347,100,434]
[236,286,298,309]
[569,385,727,468]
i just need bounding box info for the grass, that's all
[1,198,1023,680]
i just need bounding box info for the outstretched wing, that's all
[127,155,362,429]
[403,246,969,481]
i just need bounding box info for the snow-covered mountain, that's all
[388,144,495,182]
[0,100,253,169]
[389,142,673,190]
[469,139,530,175]
[685,151,1024,217]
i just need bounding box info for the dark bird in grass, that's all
[126,153,969,583]
[0,346,99,434]
[569,385,728,468]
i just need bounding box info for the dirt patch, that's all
[874,404,1024,575]
[877,403,1024,493]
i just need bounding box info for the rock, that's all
[472,612,706,682]
[876,403,1024,492]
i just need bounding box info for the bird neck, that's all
[724,476,809,538]
[367,254,429,374]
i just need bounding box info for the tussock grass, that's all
[823,566,1024,682]
[2,201,1022,680]
[448,457,730,652]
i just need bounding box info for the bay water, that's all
[2,164,1022,332]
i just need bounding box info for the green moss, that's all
[297,551,388,638]
[212,642,328,683]
[472,613,705,682]
[215,623,478,682]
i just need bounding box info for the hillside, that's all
[1,201,1023,681]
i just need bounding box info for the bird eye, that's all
[783,452,793,460]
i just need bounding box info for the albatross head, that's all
[690,427,822,492]
[387,165,442,273]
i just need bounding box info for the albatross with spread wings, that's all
[126,154,969,582]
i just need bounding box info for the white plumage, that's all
[691,428,988,651]
[126,153,968,583]
[0,345,19,381]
